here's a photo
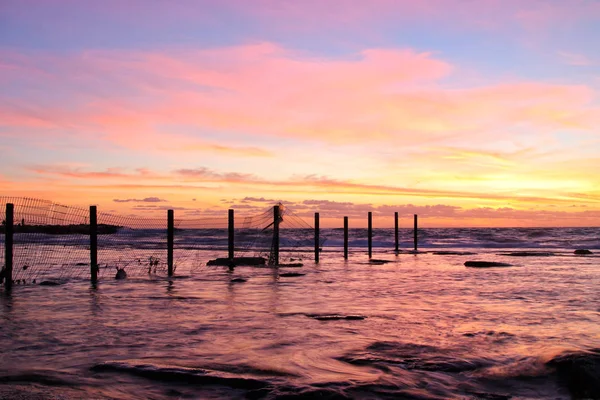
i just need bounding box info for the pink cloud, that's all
[1,44,597,151]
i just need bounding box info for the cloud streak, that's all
[113,197,166,203]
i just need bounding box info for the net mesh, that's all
[0,197,323,284]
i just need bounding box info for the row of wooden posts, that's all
[2,203,419,289]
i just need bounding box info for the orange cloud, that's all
[22,164,600,208]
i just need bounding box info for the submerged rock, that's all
[369,259,392,264]
[279,272,305,277]
[230,277,247,283]
[277,263,303,268]
[465,261,513,268]
[574,249,593,255]
[547,349,600,399]
[115,268,127,280]
[39,281,60,286]
[306,314,366,321]
[499,252,554,257]
[433,251,476,255]
[207,257,266,266]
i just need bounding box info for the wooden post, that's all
[273,205,280,266]
[394,211,399,254]
[343,216,348,260]
[4,203,14,289]
[167,209,174,277]
[90,205,98,283]
[368,211,372,258]
[413,214,418,252]
[228,209,234,260]
[314,212,320,263]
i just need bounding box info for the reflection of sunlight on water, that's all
[1,240,599,398]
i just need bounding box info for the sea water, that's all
[1,227,600,399]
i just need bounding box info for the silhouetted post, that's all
[273,205,280,265]
[314,212,320,263]
[413,214,418,252]
[343,216,348,260]
[167,209,174,277]
[228,209,234,260]
[394,211,399,254]
[90,206,98,283]
[368,212,373,258]
[4,203,14,289]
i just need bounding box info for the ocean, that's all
[1,227,600,399]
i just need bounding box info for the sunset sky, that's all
[1,0,599,227]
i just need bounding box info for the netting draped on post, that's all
[235,203,326,265]
[1,197,90,283]
[96,212,169,278]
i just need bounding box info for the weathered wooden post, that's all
[228,209,234,260]
[394,211,399,254]
[167,209,174,277]
[314,212,320,263]
[4,203,14,289]
[273,205,280,265]
[413,214,418,252]
[90,205,98,283]
[368,211,373,258]
[343,216,348,260]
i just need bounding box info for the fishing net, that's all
[235,203,327,265]
[0,197,322,284]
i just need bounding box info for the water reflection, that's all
[1,249,599,399]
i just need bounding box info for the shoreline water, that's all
[1,228,600,399]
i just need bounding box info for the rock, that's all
[433,251,476,255]
[207,257,266,266]
[547,349,600,399]
[465,261,513,268]
[279,272,305,277]
[499,252,554,257]
[369,259,392,264]
[574,249,593,255]
[307,314,366,321]
[115,268,127,279]
[230,277,247,283]
[39,281,60,286]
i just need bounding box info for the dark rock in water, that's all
[39,281,60,286]
[433,251,476,255]
[306,314,366,321]
[207,257,266,266]
[230,277,247,283]
[277,263,303,268]
[547,349,600,399]
[115,268,127,280]
[75,262,87,266]
[465,261,512,268]
[499,252,554,257]
[369,259,392,264]
[575,249,593,255]
[279,272,305,277]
